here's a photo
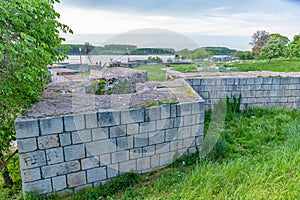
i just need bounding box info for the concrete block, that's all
[178,126,191,139]
[170,104,177,118]
[120,108,144,124]
[74,184,92,192]
[127,123,139,135]
[86,139,116,156]
[19,151,46,170]
[272,78,280,85]
[262,78,273,85]
[39,117,63,135]
[193,124,204,136]
[195,113,205,124]
[145,106,160,121]
[185,79,193,85]
[64,114,85,132]
[117,136,133,150]
[81,156,100,170]
[134,133,149,148]
[107,164,119,179]
[72,130,91,144]
[246,78,255,85]
[85,112,98,129]
[254,77,263,85]
[183,115,196,126]
[192,78,200,86]
[92,127,109,141]
[64,144,85,161]
[87,167,106,183]
[161,104,171,119]
[100,154,111,166]
[149,131,165,145]
[183,138,195,148]
[18,138,37,153]
[160,152,176,166]
[151,155,160,168]
[15,119,39,139]
[174,117,183,128]
[110,125,126,138]
[170,140,183,151]
[192,102,204,114]
[130,148,143,159]
[177,103,192,116]
[52,175,67,191]
[137,157,151,172]
[143,145,155,157]
[280,77,289,84]
[156,143,170,154]
[98,110,120,127]
[46,147,63,165]
[67,171,86,187]
[119,160,136,173]
[140,121,156,133]
[111,150,129,164]
[156,119,173,130]
[59,133,71,146]
[196,136,203,146]
[165,128,178,142]
[21,168,41,183]
[23,179,52,195]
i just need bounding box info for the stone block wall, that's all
[186,77,300,110]
[15,101,204,195]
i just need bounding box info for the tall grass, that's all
[136,65,166,82]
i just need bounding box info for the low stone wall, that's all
[186,77,300,110]
[15,101,204,195]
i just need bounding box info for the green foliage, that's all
[113,80,129,94]
[129,48,175,55]
[147,56,163,63]
[94,80,111,95]
[204,46,236,55]
[260,38,286,62]
[234,51,255,60]
[141,101,178,108]
[63,44,137,55]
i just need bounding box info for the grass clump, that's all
[170,64,198,73]
[136,64,166,82]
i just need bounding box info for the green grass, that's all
[221,59,300,72]
[170,64,198,73]
[136,65,166,82]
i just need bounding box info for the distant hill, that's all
[204,47,236,55]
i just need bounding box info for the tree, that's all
[0,0,72,185]
[269,33,290,46]
[250,30,270,55]
[285,34,300,60]
[259,39,285,62]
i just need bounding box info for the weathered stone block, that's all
[149,131,165,145]
[119,160,136,173]
[21,168,41,183]
[64,144,85,161]
[193,124,204,136]
[134,133,149,148]
[23,179,52,195]
[120,108,144,124]
[130,148,143,159]
[183,138,195,148]
[64,114,85,132]
[81,156,100,170]
[87,167,106,183]
[127,123,139,135]
[110,125,127,138]
[100,154,111,166]
[98,110,120,127]
[178,126,191,139]
[85,112,98,129]
[46,147,63,165]
[86,139,116,156]
[170,104,177,118]
[140,121,156,133]
[117,136,133,150]
[41,161,80,178]
[39,117,63,135]
[174,117,183,128]
[196,136,203,146]
[192,78,200,86]
[150,155,160,168]
[111,151,129,163]
[177,103,192,116]
[192,101,204,115]
[156,143,170,154]
[52,175,67,191]
[19,151,46,170]
[72,130,91,144]
[156,119,173,130]
[92,127,109,141]
[165,128,178,142]
[15,119,39,139]
[67,171,86,187]
[160,152,176,166]
[161,104,171,119]
[137,157,150,171]
[143,145,155,157]
[144,106,160,121]
[59,133,71,146]
[183,115,196,126]
[170,140,183,151]
[107,164,119,179]
[18,138,37,153]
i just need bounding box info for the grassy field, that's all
[221,59,300,72]
[18,107,300,200]
[136,65,166,82]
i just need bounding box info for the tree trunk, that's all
[269,57,272,62]
[0,152,13,187]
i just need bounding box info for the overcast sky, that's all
[55,0,300,50]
